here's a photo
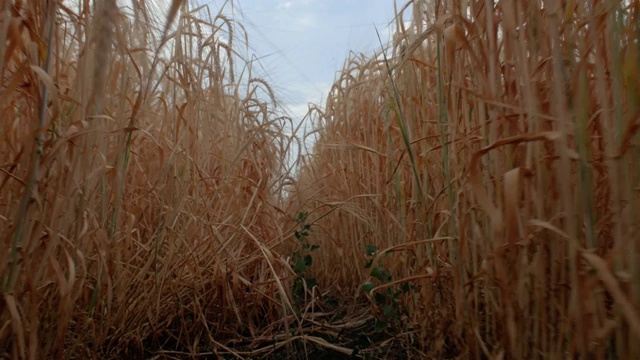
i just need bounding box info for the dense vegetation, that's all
[1,0,638,358]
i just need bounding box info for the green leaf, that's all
[370,267,388,282]
[374,293,387,305]
[292,278,304,297]
[401,283,411,293]
[364,259,373,269]
[361,282,375,293]
[304,254,313,267]
[365,244,378,256]
[374,319,388,332]
[310,244,320,251]
[294,259,306,274]
[383,304,397,319]
[305,278,317,288]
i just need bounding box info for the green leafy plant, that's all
[361,244,412,332]
[291,211,319,305]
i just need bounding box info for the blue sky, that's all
[203,0,400,121]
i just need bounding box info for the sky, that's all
[198,0,401,124]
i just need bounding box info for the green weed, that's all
[361,244,412,332]
[291,211,320,306]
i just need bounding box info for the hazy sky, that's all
[200,0,400,122]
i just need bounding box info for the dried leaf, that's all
[503,167,520,244]
[4,294,26,358]
[582,252,640,342]
[470,131,561,245]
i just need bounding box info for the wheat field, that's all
[1,0,639,359]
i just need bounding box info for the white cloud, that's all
[286,103,313,123]
[277,1,294,9]
[277,0,315,10]
[295,15,316,28]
